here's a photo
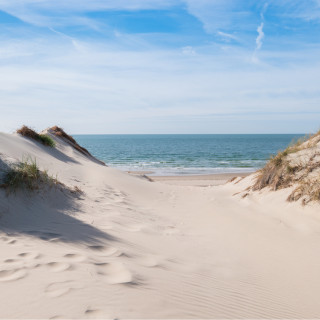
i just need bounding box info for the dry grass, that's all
[288,178,320,205]
[50,126,91,157]
[306,130,320,148]
[251,132,320,204]
[17,126,55,147]
[17,126,39,140]
[1,157,59,193]
[252,146,303,191]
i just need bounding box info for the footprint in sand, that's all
[4,258,18,264]
[63,253,86,262]
[84,309,107,318]
[45,281,82,298]
[88,245,121,257]
[0,268,27,282]
[1,236,18,245]
[95,262,133,284]
[45,262,72,272]
[17,252,41,260]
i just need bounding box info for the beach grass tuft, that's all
[17,126,55,147]
[252,132,320,204]
[253,148,301,191]
[288,178,320,205]
[50,126,91,156]
[38,134,56,147]
[1,157,59,192]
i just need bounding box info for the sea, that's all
[74,134,305,176]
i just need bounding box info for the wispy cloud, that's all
[0,35,319,133]
[0,1,320,133]
[217,31,238,42]
[260,2,269,19]
[255,23,265,51]
[252,2,268,64]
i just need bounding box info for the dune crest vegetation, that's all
[251,131,320,204]
[49,126,91,156]
[17,126,55,147]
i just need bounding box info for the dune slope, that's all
[1,132,320,319]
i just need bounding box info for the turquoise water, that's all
[74,134,304,176]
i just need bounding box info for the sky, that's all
[0,0,320,134]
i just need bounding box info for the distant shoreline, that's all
[128,171,254,186]
[75,134,302,177]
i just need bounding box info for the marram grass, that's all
[1,157,59,192]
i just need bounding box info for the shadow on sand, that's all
[0,185,117,245]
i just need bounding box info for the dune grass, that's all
[50,126,90,156]
[288,178,320,205]
[1,157,59,192]
[38,134,55,147]
[251,132,320,204]
[17,126,55,148]
[252,143,304,191]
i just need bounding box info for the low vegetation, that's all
[1,158,59,193]
[251,131,320,205]
[50,126,91,156]
[253,143,304,191]
[17,126,55,147]
[288,178,320,205]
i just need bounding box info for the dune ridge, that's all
[0,129,320,319]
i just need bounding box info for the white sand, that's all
[1,131,320,319]
[150,172,251,186]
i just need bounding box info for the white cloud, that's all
[183,0,240,34]
[252,22,265,64]
[255,23,264,50]
[0,36,319,133]
[217,31,238,41]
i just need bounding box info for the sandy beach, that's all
[149,172,252,186]
[127,171,252,186]
[1,129,320,319]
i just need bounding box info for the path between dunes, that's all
[1,132,320,319]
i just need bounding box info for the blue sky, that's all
[0,0,319,133]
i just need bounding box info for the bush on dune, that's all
[17,126,55,148]
[38,134,55,147]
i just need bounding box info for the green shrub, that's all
[17,126,55,148]
[38,134,55,147]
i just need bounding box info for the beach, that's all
[2,0,319,318]
[1,130,320,318]
[127,171,252,186]
[148,172,251,186]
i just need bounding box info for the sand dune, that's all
[0,131,320,318]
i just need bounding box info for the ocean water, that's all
[74,134,304,176]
